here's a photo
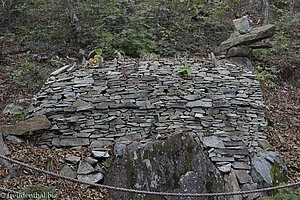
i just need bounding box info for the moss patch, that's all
[125,151,135,188]
[270,161,288,196]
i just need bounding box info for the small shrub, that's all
[265,185,300,200]
[16,185,56,200]
[178,63,192,76]
[7,61,49,92]
[11,108,28,121]
[254,65,279,87]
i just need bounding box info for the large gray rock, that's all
[220,24,276,51]
[104,133,225,200]
[1,115,51,135]
[251,150,287,187]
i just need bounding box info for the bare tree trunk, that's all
[2,0,12,30]
[262,0,270,24]
[290,0,295,12]
[67,0,82,45]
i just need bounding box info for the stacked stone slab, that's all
[220,16,276,72]
[28,58,266,150]
[27,58,276,197]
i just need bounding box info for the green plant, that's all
[12,109,28,120]
[7,61,49,91]
[178,63,192,76]
[289,161,299,170]
[88,48,104,65]
[46,150,54,171]
[16,185,56,200]
[265,184,300,200]
[254,65,279,88]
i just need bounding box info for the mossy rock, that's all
[104,133,225,200]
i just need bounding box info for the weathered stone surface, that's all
[233,16,250,32]
[73,100,91,107]
[6,135,23,143]
[65,155,81,164]
[251,150,287,187]
[77,172,104,184]
[202,136,225,148]
[91,140,113,148]
[234,170,252,184]
[85,157,98,165]
[77,161,94,175]
[60,138,89,147]
[113,142,127,156]
[60,165,77,179]
[227,46,252,58]
[233,162,251,170]
[50,65,71,75]
[220,24,276,51]
[229,57,253,72]
[1,115,51,135]
[218,163,232,173]
[104,134,225,200]
[0,131,10,155]
[92,150,110,158]
[229,171,243,200]
[51,138,60,147]
[186,100,212,108]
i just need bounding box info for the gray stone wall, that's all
[28,58,267,152]
[27,58,282,197]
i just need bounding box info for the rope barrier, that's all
[0,153,299,197]
[0,186,21,195]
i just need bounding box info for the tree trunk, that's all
[67,0,82,46]
[262,0,270,24]
[3,0,12,30]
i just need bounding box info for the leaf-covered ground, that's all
[263,84,300,182]
[1,142,108,199]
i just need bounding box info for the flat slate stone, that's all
[186,100,212,108]
[65,155,81,164]
[234,170,253,184]
[211,156,235,162]
[218,163,232,173]
[77,172,104,183]
[77,161,94,175]
[90,140,113,148]
[233,161,251,170]
[202,136,225,148]
[60,138,89,147]
[1,115,51,136]
[92,150,110,158]
[60,165,77,179]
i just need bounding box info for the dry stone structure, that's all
[25,58,287,199]
[28,58,267,151]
